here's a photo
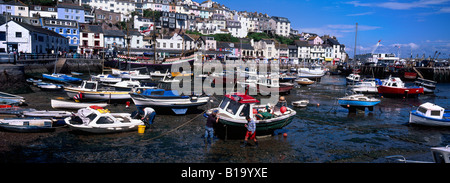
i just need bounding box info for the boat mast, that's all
[353,22,358,69]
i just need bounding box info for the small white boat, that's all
[292,100,309,107]
[64,106,155,134]
[351,81,378,94]
[51,99,109,109]
[149,71,170,78]
[91,74,122,83]
[346,73,361,85]
[23,110,72,118]
[0,118,55,132]
[112,69,151,80]
[409,102,450,126]
[103,80,155,91]
[37,82,64,91]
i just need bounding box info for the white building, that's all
[271,16,290,37]
[81,0,135,16]
[29,5,57,18]
[226,20,247,38]
[0,20,69,53]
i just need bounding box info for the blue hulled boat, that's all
[43,73,82,83]
[409,102,450,127]
[338,94,380,112]
[130,88,210,115]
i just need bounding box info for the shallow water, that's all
[1,75,449,163]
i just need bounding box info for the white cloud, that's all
[298,24,381,38]
[346,0,450,10]
[346,12,374,16]
[391,43,420,50]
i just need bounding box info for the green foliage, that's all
[143,9,162,21]
[247,32,298,45]
[209,34,239,43]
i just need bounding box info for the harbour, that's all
[1,72,449,163]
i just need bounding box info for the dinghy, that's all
[295,78,314,86]
[42,73,82,83]
[292,100,309,107]
[64,81,131,100]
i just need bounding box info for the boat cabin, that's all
[257,75,279,87]
[218,93,259,119]
[79,81,99,91]
[416,102,446,120]
[382,77,405,88]
[431,146,450,163]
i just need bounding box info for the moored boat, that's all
[404,72,417,80]
[377,76,424,97]
[0,118,55,132]
[295,78,315,86]
[51,99,109,109]
[414,78,437,93]
[292,100,309,107]
[297,65,326,80]
[409,102,450,127]
[130,88,209,114]
[42,73,82,83]
[64,106,156,134]
[205,92,296,139]
[0,91,26,105]
[346,73,361,85]
[338,94,380,112]
[64,81,131,100]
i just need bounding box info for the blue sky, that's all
[212,0,450,59]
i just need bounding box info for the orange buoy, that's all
[283,133,288,137]
[317,103,320,107]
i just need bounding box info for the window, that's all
[431,110,441,116]
[94,41,100,46]
[66,29,71,34]
[15,32,22,38]
[96,117,115,124]
[0,32,5,41]
[18,7,25,10]
[73,37,77,44]
[83,33,88,38]
[94,34,100,38]
[418,107,427,114]
[73,29,77,34]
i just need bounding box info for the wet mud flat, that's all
[1,75,450,163]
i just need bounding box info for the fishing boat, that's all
[292,100,309,107]
[91,74,122,83]
[295,78,315,86]
[409,102,450,127]
[0,91,26,105]
[112,69,151,80]
[71,72,83,76]
[346,73,361,85]
[297,66,326,79]
[42,73,82,83]
[64,106,156,134]
[51,99,108,109]
[205,92,296,139]
[149,70,170,78]
[414,78,437,93]
[0,118,55,132]
[240,74,294,94]
[103,80,155,91]
[64,80,131,100]
[338,94,380,112]
[404,71,417,80]
[350,79,381,94]
[386,145,450,163]
[377,76,424,97]
[130,88,209,115]
[279,73,297,82]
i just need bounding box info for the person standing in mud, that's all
[205,110,219,145]
[241,116,258,147]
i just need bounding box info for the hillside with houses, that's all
[0,0,348,63]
